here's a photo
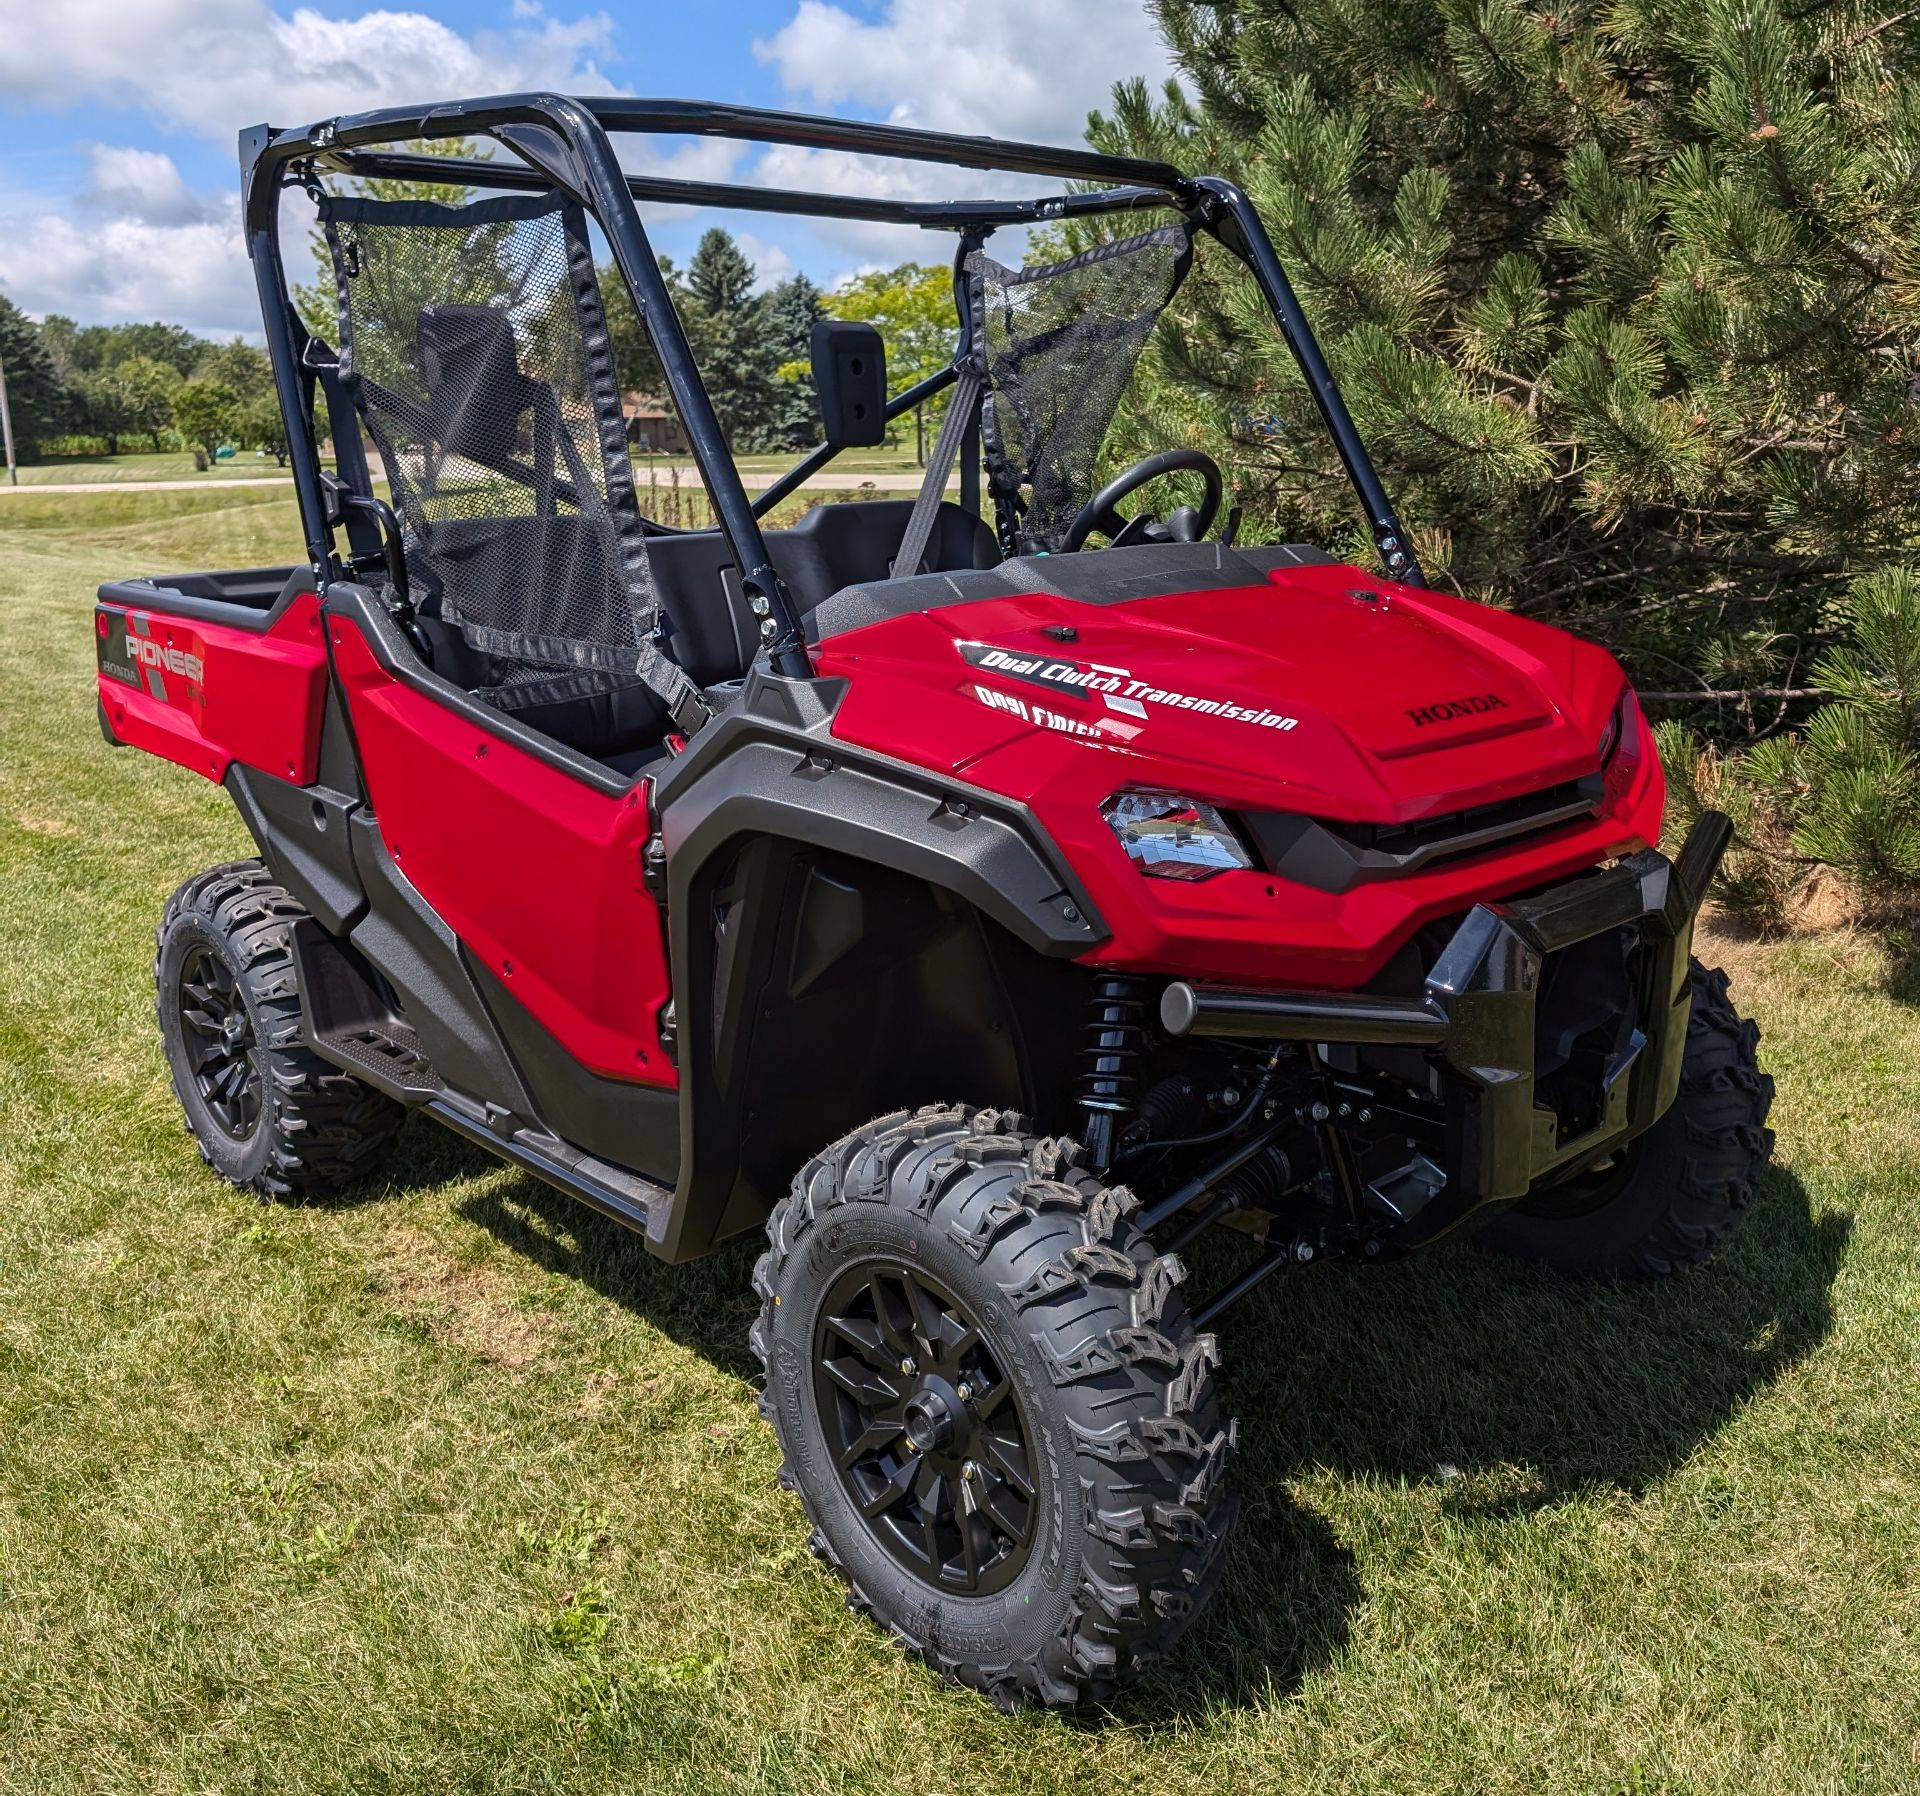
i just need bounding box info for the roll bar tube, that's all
[238,92,1426,678]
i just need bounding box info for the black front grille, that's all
[1245,773,1602,894]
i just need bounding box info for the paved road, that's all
[1,469,948,497]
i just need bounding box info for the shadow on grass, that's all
[1111,1163,1847,1721]
[445,1136,1844,1724]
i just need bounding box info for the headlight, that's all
[1101,790,1252,881]
[1598,687,1637,766]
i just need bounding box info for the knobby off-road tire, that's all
[751,1105,1238,1710]
[1478,960,1775,1280]
[155,860,404,1199]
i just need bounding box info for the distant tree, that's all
[108,322,205,380]
[116,355,183,451]
[686,228,756,316]
[233,391,292,465]
[680,228,780,450]
[193,340,275,407]
[0,296,68,458]
[762,272,827,451]
[828,264,959,464]
[172,379,240,458]
[39,314,84,379]
[41,317,205,382]
[74,367,136,454]
[72,352,188,454]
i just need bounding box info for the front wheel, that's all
[1476,960,1775,1279]
[751,1105,1237,1710]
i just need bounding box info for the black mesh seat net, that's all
[320,190,698,727]
[965,224,1193,556]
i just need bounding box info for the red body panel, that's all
[96,593,329,787]
[328,621,679,1089]
[813,559,1664,989]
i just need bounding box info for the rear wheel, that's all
[1477,961,1774,1279]
[155,861,405,1199]
[751,1105,1237,1710]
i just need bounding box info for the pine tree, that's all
[1092,1,1920,721]
[1664,567,1920,922]
[679,228,780,450]
[762,273,827,451]
[0,296,68,458]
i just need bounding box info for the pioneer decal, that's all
[1407,692,1510,727]
[128,635,205,684]
[959,641,1298,734]
[98,609,204,702]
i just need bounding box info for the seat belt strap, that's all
[891,364,985,580]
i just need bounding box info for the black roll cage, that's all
[240,91,1423,682]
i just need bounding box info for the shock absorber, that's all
[1077,974,1149,1175]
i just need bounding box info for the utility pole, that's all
[0,339,17,486]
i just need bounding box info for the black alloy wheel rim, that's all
[1517,1132,1648,1219]
[813,1262,1038,1596]
[178,943,263,1141]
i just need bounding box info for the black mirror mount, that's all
[811,320,887,447]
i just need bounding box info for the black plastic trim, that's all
[225,765,367,935]
[97,567,313,633]
[650,669,1105,958]
[466,950,681,1186]
[1244,774,1604,895]
[807,541,1335,639]
[426,1096,669,1240]
[344,811,540,1118]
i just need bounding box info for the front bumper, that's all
[1160,810,1732,1213]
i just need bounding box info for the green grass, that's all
[2,488,1917,1793]
[5,445,929,488]
[6,450,297,485]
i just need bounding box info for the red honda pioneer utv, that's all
[96,93,1773,1710]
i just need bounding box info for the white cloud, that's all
[0,1,619,142]
[754,0,1170,144]
[83,143,213,225]
[0,1,619,333]
[0,203,256,336]
[746,0,1174,268]
[735,231,797,292]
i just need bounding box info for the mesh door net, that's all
[322,190,687,719]
[968,224,1193,555]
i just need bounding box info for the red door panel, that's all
[330,619,678,1090]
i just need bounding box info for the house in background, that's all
[622,393,687,455]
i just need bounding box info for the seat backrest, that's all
[648,500,997,686]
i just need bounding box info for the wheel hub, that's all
[177,942,263,1142]
[902,1382,958,1455]
[813,1263,1037,1596]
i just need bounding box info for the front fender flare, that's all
[646,672,1106,1260]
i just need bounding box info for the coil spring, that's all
[1077,975,1149,1173]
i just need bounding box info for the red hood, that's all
[816,558,1626,823]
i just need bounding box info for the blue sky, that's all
[0,0,1171,337]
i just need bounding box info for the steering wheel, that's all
[1061,448,1224,553]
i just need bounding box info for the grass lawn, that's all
[5,445,931,488]
[1,487,1916,1794]
[6,450,297,485]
